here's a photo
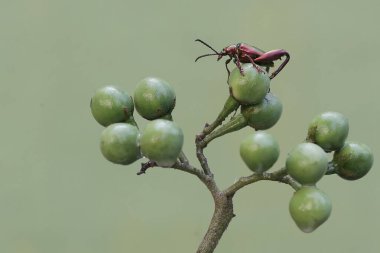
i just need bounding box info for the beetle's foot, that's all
[269,72,277,79]
[252,63,265,75]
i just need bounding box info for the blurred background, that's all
[1,0,379,252]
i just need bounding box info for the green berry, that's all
[140,119,184,167]
[241,93,282,130]
[307,112,349,152]
[91,86,134,127]
[289,186,332,233]
[240,131,280,173]
[134,77,176,120]
[229,63,270,105]
[286,143,328,185]
[100,123,141,165]
[333,142,373,180]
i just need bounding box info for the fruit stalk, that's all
[201,114,247,147]
[202,95,240,135]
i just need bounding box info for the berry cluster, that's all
[285,112,373,232]
[90,77,184,168]
[197,63,373,232]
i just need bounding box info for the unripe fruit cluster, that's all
[203,64,282,145]
[235,65,282,174]
[286,112,373,232]
[227,65,373,233]
[306,111,373,181]
[229,66,328,233]
[90,78,184,167]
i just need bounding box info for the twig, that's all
[171,161,205,179]
[137,160,157,175]
[224,167,301,196]
[195,142,213,177]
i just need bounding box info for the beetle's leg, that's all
[254,49,290,79]
[225,57,232,84]
[265,66,271,92]
[245,55,266,74]
[269,52,289,79]
[234,54,244,76]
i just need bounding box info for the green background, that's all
[1,0,379,252]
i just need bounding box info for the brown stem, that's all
[196,192,234,253]
[142,162,302,253]
[224,167,301,196]
[196,143,213,176]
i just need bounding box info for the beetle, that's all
[195,39,290,81]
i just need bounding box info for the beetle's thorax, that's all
[224,44,239,55]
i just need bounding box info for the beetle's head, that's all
[218,45,237,61]
[217,48,227,61]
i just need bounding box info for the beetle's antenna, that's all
[195,39,219,54]
[195,53,219,62]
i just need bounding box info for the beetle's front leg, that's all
[254,49,290,79]
[225,57,232,84]
[234,54,244,76]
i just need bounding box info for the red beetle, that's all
[195,39,290,80]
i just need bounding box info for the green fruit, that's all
[140,119,184,167]
[307,112,349,152]
[100,123,141,165]
[241,93,282,130]
[333,142,373,180]
[229,63,270,105]
[240,131,280,173]
[91,86,134,127]
[134,77,176,120]
[286,143,328,185]
[289,186,332,233]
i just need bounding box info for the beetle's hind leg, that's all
[254,49,290,79]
